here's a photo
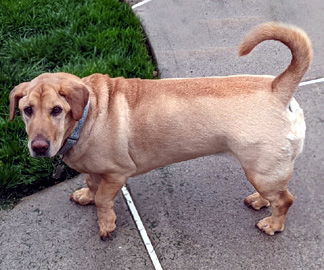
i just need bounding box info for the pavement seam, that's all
[122,186,163,270]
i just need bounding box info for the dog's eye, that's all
[51,106,62,116]
[24,106,33,117]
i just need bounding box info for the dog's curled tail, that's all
[238,22,313,105]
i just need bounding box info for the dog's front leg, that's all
[94,173,126,240]
[70,174,99,205]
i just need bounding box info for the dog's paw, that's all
[256,216,285,235]
[244,192,270,210]
[70,188,95,205]
[98,220,116,241]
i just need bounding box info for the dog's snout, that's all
[31,137,50,156]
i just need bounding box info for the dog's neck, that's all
[57,100,90,156]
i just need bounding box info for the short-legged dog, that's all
[9,22,312,238]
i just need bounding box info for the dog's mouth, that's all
[32,151,50,158]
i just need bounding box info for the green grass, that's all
[0,0,156,206]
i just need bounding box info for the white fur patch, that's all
[286,98,306,159]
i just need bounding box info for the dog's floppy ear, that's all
[9,82,29,120]
[59,83,89,121]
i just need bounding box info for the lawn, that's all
[0,0,156,206]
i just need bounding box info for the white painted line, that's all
[132,0,153,9]
[122,186,163,270]
[299,77,324,86]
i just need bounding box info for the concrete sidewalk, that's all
[1,0,323,269]
[0,175,152,269]
[134,0,324,80]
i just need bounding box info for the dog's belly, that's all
[131,135,227,176]
[129,97,236,174]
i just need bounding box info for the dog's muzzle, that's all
[31,135,50,157]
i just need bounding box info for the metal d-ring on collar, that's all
[58,101,90,156]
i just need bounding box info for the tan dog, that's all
[9,22,312,239]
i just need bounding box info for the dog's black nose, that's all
[31,138,50,156]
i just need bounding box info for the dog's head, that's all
[9,72,89,157]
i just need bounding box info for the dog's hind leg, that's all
[70,174,98,205]
[256,189,294,235]
[244,192,270,210]
[243,167,294,235]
